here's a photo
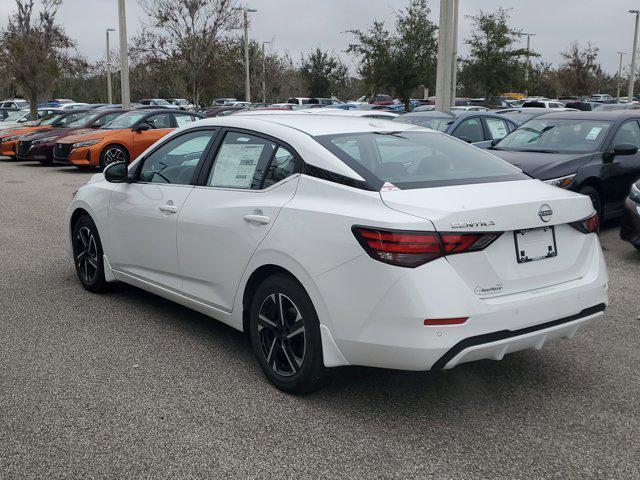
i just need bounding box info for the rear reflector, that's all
[352,226,502,268]
[570,212,599,234]
[424,317,468,326]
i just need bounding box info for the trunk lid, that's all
[381,179,597,298]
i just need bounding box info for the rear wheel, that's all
[579,185,603,223]
[99,145,128,170]
[72,215,107,293]
[249,274,327,394]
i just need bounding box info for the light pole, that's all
[522,32,536,97]
[628,10,640,101]
[617,51,627,99]
[435,0,457,111]
[233,6,257,102]
[118,0,131,108]
[105,28,115,104]
[261,40,272,103]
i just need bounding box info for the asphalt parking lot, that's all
[0,159,639,479]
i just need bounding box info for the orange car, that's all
[0,110,91,158]
[54,109,204,169]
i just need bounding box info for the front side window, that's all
[53,112,91,127]
[485,118,510,140]
[316,131,526,189]
[496,119,613,153]
[145,113,172,129]
[175,114,199,127]
[138,130,217,185]
[207,132,276,189]
[611,120,640,147]
[452,117,484,143]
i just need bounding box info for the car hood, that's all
[490,149,596,180]
[58,128,122,145]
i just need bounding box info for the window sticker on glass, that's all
[585,127,602,140]
[210,143,265,188]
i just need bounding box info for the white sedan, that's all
[67,114,608,393]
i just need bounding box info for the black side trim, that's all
[431,303,606,370]
[303,164,376,191]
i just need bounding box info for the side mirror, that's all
[613,142,638,156]
[133,123,150,133]
[605,143,639,162]
[458,136,473,143]
[18,117,27,123]
[491,138,501,147]
[103,161,128,182]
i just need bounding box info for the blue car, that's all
[393,110,518,148]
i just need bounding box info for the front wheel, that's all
[99,145,128,170]
[249,274,327,394]
[72,215,107,293]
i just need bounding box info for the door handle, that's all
[159,203,179,214]
[243,214,271,225]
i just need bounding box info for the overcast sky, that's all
[1,0,638,75]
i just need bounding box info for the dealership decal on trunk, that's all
[474,284,504,296]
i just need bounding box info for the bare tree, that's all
[135,0,241,107]
[0,0,74,115]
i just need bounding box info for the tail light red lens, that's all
[424,317,468,326]
[352,226,502,268]
[570,212,599,234]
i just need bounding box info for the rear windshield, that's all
[394,115,453,132]
[315,131,526,190]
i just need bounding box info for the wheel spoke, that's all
[258,313,277,331]
[281,343,298,373]
[265,338,277,363]
[87,257,98,269]
[287,326,305,339]
[277,293,285,325]
[75,250,86,262]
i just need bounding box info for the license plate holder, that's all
[514,226,557,263]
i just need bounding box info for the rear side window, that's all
[175,114,199,127]
[145,113,172,128]
[485,118,510,140]
[315,131,526,189]
[263,146,296,188]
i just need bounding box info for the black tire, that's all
[99,144,128,170]
[579,185,603,224]
[72,215,108,293]
[249,273,327,394]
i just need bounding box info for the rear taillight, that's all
[570,212,599,234]
[352,226,502,268]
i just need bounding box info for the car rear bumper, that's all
[314,235,608,371]
[620,197,640,247]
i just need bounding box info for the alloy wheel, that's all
[103,147,126,165]
[257,293,306,377]
[74,226,99,283]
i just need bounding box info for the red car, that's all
[16,109,127,165]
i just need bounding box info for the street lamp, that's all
[522,32,536,97]
[261,40,272,103]
[617,51,627,99]
[233,6,258,102]
[628,10,640,100]
[105,28,115,104]
[118,0,131,108]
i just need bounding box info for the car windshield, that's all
[66,112,101,128]
[315,131,526,189]
[102,111,147,129]
[495,118,613,153]
[38,114,66,126]
[4,110,27,121]
[154,99,171,105]
[54,112,91,126]
[394,115,453,132]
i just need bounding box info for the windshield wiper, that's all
[513,148,560,153]
[373,131,407,139]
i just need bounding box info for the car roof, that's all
[533,110,640,121]
[191,113,424,136]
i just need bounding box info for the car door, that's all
[107,128,219,289]
[450,116,487,147]
[131,112,174,158]
[603,119,640,210]
[177,130,300,311]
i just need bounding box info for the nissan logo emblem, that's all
[538,204,553,222]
